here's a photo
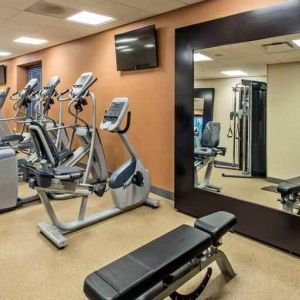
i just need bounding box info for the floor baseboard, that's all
[151,185,174,200]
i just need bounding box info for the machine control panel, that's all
[20,78,38,97]
[19,78,38,106]
[100,98,129,132]
[42,76,60,97]
[70,72,93,97]
[42,76,60,113]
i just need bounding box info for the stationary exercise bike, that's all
[100,98,159,209]
[24,91,159,248]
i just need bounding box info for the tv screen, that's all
[115,25,158,71]
[0,65,6,85]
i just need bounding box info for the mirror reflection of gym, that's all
[193,33,300,215]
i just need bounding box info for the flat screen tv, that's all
[115,25,158,71]
[0,65,6,85]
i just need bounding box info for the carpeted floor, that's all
[0,183,299,299]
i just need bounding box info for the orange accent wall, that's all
[1,0,284,191]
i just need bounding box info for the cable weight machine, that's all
[215,79,267,178]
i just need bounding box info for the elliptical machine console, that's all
[18,78,38,108]
[41,76,60,114]
[70,72,93,98]
[101,98,129,132]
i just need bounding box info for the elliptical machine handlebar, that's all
[57,89,70,102]
[117,111,131,134]
[10,91,19,100]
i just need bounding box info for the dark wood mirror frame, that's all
[175,0,300,255]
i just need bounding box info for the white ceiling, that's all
[194,32,300,79]
[0,0,206,61]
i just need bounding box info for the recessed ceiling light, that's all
[194,53,213,62]
[0,51,11,56]
[67,11,115,26]
[292,39,300,47]
[14,37,48,45]
[116,38,138,44]
[221,70,248,76]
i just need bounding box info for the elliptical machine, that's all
[0,87,11,137]
[24,94,159,248]
[0,77,62,212]
[0,78,38,147]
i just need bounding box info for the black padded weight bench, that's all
[84,211,236,300]
[277,182,300,214]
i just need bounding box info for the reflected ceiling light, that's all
[14,37,48,45]
[193,53,212,61]
[67,11,115,26]
[116,45,129,50]
[116,38,138,44]
[120,48,134,52]
[221,70,248,76]
[0,51,11,56]
[292,39,300,47]
[145,44,155,48]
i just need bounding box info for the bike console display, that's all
[101,98,129,132]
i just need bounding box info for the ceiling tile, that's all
[0,0,38,10]
[47,0,107,12]
[179,0,205,4]
[10,11,58,26]
[48,0,150,22]
[112,0,185,14]
[89,1,151,21]
[270,51,300,63]
[0,7,18,19]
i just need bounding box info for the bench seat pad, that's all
[194,211,236,244]
[277,182,300,195]
[84,225,212,300]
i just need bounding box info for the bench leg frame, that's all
[137,247,236,300]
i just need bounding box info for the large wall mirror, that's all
[194,33,300,215]
[175,1,300,255]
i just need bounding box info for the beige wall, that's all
[267,62,300,179]
[0,0,284,191]
[195,76,267,163]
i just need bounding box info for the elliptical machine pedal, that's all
[93,182,107,197]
